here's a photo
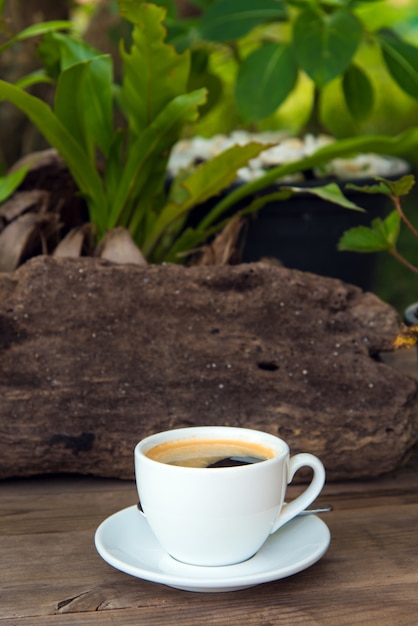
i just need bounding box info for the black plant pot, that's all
[188,177,396,291]
[239,182,387,290]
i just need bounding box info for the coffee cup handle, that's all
[270,453,326,534]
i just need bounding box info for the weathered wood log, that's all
[0,256,416,481]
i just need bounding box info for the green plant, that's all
[0,1,279,262]
[0,10,73,89]
[338,174,418,275]
[0,8,73,194]
[1,1,418,265]
[165,0,418,133]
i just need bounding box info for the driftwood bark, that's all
[0,256,417,481]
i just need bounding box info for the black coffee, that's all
[146,438,275,468]
[207,456,265,468]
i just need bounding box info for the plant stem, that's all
[390,248,418,275]
[301,85,324,137]
[393,194,418,239]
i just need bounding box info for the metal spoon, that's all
[297,504,333,516]
[137,502,333,515]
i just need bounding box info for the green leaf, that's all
[346,175,415,198]
[120,2,190,139]
[54,55,114,159]
[54,62,90,156]
[174,141,273,208]
[158,0,178,19]
[376,174,416,197]
[198,0,287,42]
[345,181,392,196]
[188,49,223,116]
[15,70,54,90]
[378,210,401,247]
[342,64,374,120]
[38,32,104,79]
[118,0,149,23]
[37,33,64,79]
[378,29,418,99]
[338,210,401,253]
[0,20,72,55]
[160,187,295,263]
[104,130,126,205]
[145,141,273,254]
[229,188,294,216]
[293,8,362,86]
[0,166,29,203]
[81,55,114,158]
[290,182,365,211]
[159,227,208,263]
[338,225,392,252]
[57,36,103,71]
[236,43,298,122]
[107,88,207,232]
[165,19,199,53]
[0,79,107,233]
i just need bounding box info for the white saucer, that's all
[95,506,330,592]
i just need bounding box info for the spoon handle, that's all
[298,504,333,516]
[137,501,333,515]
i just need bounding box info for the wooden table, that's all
[1,454,418,626]
[2,350,418,625]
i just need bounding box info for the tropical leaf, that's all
[236,44,298,122]
[14,70,54,90]
[379,29,418,99]
[103,130,126,205]
[198,0,287,42]
[120,2,190,138]
[342,64,374,120]
[38,32,102,79]
[0,79,108,233]
[188,49,223,116]
[293,8,362,86]
[165,18,199,54]
[0,20,72,55]
[54,55,114,160]
[0,167,29,203]
[144,141,274,254]
[118,0,150,23]
[107,88,207,231]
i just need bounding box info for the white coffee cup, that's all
[134,426,325,567]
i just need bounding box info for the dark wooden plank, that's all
[1,460,418,624]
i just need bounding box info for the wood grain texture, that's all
[1,457,418,625]
[0,256,417,481]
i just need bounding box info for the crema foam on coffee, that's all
[145,438,276,468]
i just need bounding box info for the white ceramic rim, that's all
[135,426,289,471]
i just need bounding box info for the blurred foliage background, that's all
[0,0,417,313]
